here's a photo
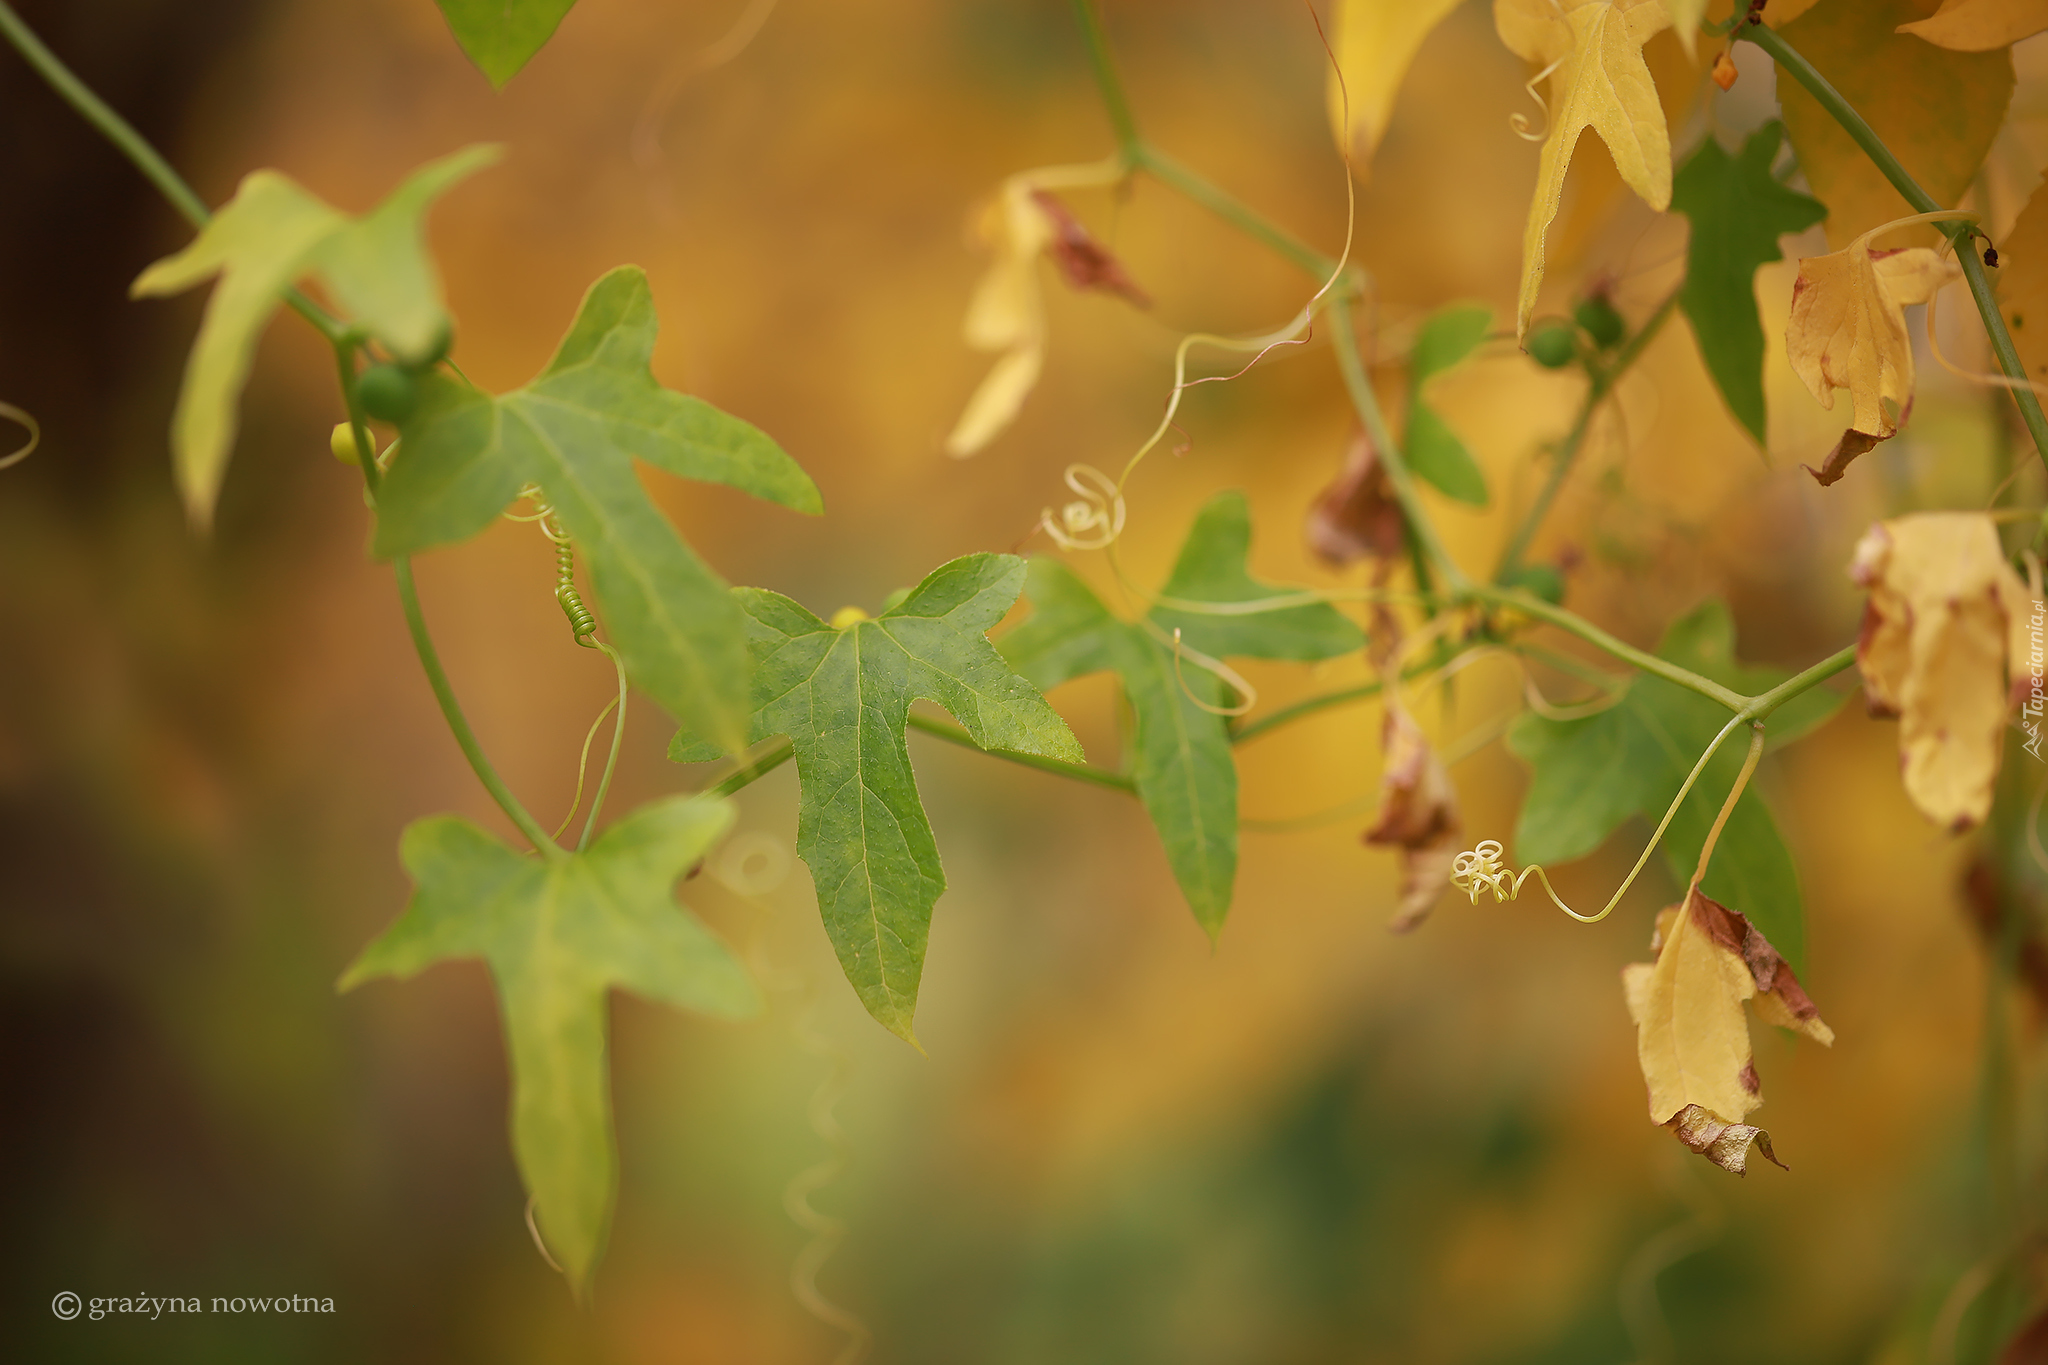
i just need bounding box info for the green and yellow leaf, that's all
[340,794,760,1299]
[131,145,498,527]
[434,0,579,87]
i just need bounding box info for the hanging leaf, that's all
[1508,600,1843,970]
[1786,232,1960,479]
[670,554,1081,1042]
[1623,891,1832,1173]
[1404,304,1493,504]
[1326,0,1467,169]
[1775,0,2013,248]
[1003,493,1363,937]
[1998,180,2048,382]
[374,266,821,754]
[1670,122,1827,444]
[1364,706,1463,932]
[131,145,500,528]
[1897,0,2048,51]
[1494,0,1674,339]
[434,0,580,87]
[340,794,760,1299]
[1851,512,2033,832]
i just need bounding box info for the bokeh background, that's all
[5,0,2048,1360]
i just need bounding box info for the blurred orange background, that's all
[4,1,2046,1361]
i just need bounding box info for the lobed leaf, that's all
[340,795,760,1298]
[131,147,498,528]
[679,553,1080,1042]
[1671,123,1827,444]
[375,266,821,753]
[1508,600,1843,970]
[1403,304,1492,504]
[1004,493,1363,938]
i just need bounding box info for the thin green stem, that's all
[1496,289,1680,581]
[395,558,563,858]
[1070,0,1142,162]
[1743,643,1856,721]
[577,643,630,852]
[1741,20,2048,469]
[1231,680,1384,745]
[0,0,207,228]
[906,712,1136,792]
[705,740,796,798]
[1133,145,1338,281]
[1468,585,1747,712]
[0,0,348,345]
[1328,303,1469,591]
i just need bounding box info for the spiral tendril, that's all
[1509,55,1566,142]
[1039,463,1126,550]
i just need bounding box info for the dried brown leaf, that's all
[1364,707,1462,933]
[1666,1104,1787,1175]
[1306,426,1408,568]
[1030,190,1151,308]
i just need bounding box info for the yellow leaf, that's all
[1898,0,2048,50]
[1999,179,2048,383]
[1851,512,2033,832]
[1624,892,1832,1172]
[1662,0,1709,56]
[946,162,1128,457]
[1786,233,1959,441]
[1494,0,1674,339]
[1776,0,2014,248]
[1326,0,1466,169]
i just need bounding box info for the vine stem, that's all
[1740,20,2048,470]
[1495,289,1681,582]
[394,557,564,858]
[0,2,346,341]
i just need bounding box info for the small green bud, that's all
[1526,321,1578,369]
[357,364,417,423]
[1573,294,1626,350]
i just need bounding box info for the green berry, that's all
[1573,294,1626,350]
[329,421,360,465]
[1526,321,1578,369]
[357,364,417,423]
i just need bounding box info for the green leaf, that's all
[375,266,822,753]
[435,0,579,87]
[131,148,498,528]
[693,553,1080,1042]
[339,794,759,1299]
[1505,601,1843,971]
[1003,493,1363,937]
[1670,123,1826,444]
[1403,304,1491,505]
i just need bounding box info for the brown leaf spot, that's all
[1029,190,1150,308]
[1666,1104,1787,1176]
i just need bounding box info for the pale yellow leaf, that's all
[1786,237,1959,439]
[1851,513,2032,831]
[1899,0,2048,50]
[1326,0,1466,168]
[1999,178,2048,382]
[1662,0,1709,56]
[1495,0,1674,338]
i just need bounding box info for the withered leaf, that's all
[1802,426,1887,487]
[1364,707,1463,933]
[1851,512,2033,831]
[1306,425,1408,568]
[1666,1104,1786,1175]
[1623,891,1832,1174]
